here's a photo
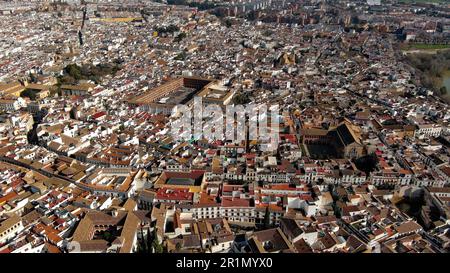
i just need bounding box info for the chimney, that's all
[112,209,119,217]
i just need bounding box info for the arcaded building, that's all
[301,121,365,159]
[128,76,233,114]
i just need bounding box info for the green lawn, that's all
[402,43,450,52]
[398,0,448,3]
[409,44,450,50]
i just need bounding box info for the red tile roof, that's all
[91,111,106,120]
[221,197,250,207]
[156,188,193,201]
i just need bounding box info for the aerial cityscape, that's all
[0,0,449,255]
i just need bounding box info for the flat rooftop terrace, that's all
[166,177,197,186]
[129,76,213,106]
[156,86,197,105]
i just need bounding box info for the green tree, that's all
[262,29,273,37]
[140,226,147,253]
[174,51,187,61]
[263,206,271,229]
[175,242,182,252]
[232,92,250,104]
[174,32,186,43]
[151,227,164,253]
[65,64,82,80]
[29,72,37,83]
[146,226,152,252]
[20,89,38,100]
[136,230,146,253]
[224,19,232,28]
[354,153,379,175]
[246,10,258,21]
[153,243,163,253]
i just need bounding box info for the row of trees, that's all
[58,62,121,85]
[136,226,164,253]
[167,0,219,11]
[20,89,40,100]
[232,92,251,104]
[405,50,450,96]
[154,24,179,34]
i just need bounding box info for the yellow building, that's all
[0,82,25,97]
